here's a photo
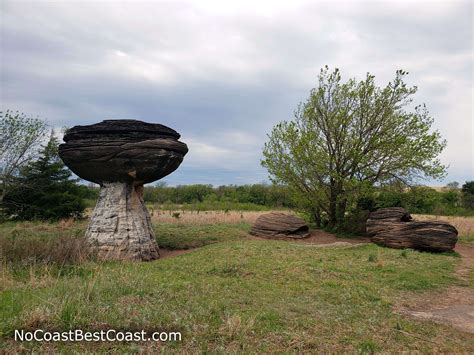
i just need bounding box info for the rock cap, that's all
[59,119,188,184]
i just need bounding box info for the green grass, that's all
[459,235,474,246]
[0,220,87,239]
[0,220,249,255]
[1,228,471,352]
[154,222,250,249]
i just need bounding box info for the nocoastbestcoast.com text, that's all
[14,329,182,342]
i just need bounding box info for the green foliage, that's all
[262,67,447,229]
[462,181,474,195]
[462,181,474,209]
[364,184,474,216]
[154,222,249,249]
[141,181,474,217]
[2,133,86,220]
[0,110,48,202]
[143,183,295,209]
[367,253,378,262]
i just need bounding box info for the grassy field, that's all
[150,210,266,226]
[1,213,473,352]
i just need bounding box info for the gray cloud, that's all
[1,0,472,186]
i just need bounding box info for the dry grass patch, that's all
[150,210,269,225]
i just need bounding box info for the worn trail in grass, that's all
[395,243,474,334]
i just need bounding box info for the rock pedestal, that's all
[59,119,188,261]
[86,182,159,261]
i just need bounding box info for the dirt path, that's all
[158,229,370,261]
[249,229,371,245]
[159,248,194,259]
[396,243,474,334]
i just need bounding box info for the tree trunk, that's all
[313,207,321,228]
[328,181,345,229]
[328,188,337,228]
[336,196,347,228]
[86,182,160,261]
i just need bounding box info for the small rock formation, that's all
[59,119,188,261]
[367,207,458,252]
[250,212,310,239]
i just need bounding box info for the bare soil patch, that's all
[159,248,195,259]
[396,244,474,334]
[249,228,370,245]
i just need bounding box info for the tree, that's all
[446,181,459,190]
[0,110,48,203]
[2,132,86,220]
[462,181,474,209]
[262,67,446,229]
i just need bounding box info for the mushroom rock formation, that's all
[250,212,310,239]
[59,119,188,261]
[367,207,458,252]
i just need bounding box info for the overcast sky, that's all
[1,0,472,186]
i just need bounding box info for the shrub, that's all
[0,227,93,267]
[2,134,86,221]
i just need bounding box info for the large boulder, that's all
[250,213,310,239]
[367,207,458,252]
[59,119,188,185]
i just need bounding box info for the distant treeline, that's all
[359,183,474,216]
[142,183,295,211]
[83,182,474,216]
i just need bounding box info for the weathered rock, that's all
[367,207,458,252]
[59,119,188,185]
[86,182,159,261]
[367,207,412,222]
[250,213,310,239]
[366,207,412,237]
[59,119,188,261]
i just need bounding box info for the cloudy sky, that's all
[1,0,472,186]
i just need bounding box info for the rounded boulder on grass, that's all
[250,212,310,239]
[366,207,458,252]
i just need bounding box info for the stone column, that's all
[86,182,160,261]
